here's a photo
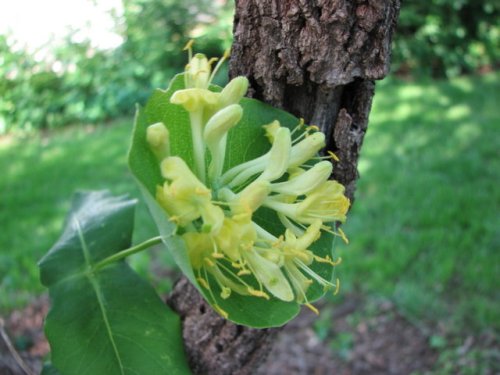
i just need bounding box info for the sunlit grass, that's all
[0,120,158,311]
[336,72,499,330]
[0,73,498,334]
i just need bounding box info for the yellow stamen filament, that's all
[314,255,342,266]
[338,228,349,244]
[214,304,229,319]
[328,150,340,162]
[204,258,215,267]
[305,303,320,315]
[248,288,270,300]
[208,57,219,65]
[183,40,194,51]
[197,277,210,290]
[334,278,341,295]
[321,225,349,244]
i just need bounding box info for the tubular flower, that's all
[149,44,350,318]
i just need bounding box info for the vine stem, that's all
[93,236,163,272]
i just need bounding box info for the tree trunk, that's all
[166,1,400,374]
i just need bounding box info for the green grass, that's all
[335,72,499,331]
[1,73,498,333]
[0,120,158,310]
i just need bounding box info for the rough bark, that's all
[166,1,400,374]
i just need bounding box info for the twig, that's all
[0,318,35,375]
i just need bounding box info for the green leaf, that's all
[39,191,191,375]
[128,74,336,327]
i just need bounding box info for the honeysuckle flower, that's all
[149,45,351,318]
[157,156,224,233]
[270,160,332,195]
[203,104,243,181]
[170,88,219,113]
[184,53,211,89]
[219,76,249,108]
[263,180,350,226]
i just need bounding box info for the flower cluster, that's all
[147,45,350,318]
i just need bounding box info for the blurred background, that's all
[0,0,498,373]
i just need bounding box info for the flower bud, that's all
[232,180,270,219]
[204,104,243,181]
[146,122,170,160]
[219,76,249,107]
[186,53,211,89]
[203,104,243,149]
[271,161,332,195]
[259,127,291,182]
[288,132,326,168]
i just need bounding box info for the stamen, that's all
[294,259,336,289]
[210,237,224,259]
[243,258,266,293]
[203,267,221,309]
[213,304,229,319]
[183,39,194,51]
[248,288,270,300]
[204,258,215,267]
[313,255,342,266]
[305,303,320,315]
[209,48,230,84]
[334,278,340,295]
[290,118,305,136]
[197,277,210,290]
[208,57,219,65]
[183,40,194,61]
[307,125,320,132]
[321,225,349,243]
[291,130,308,144]
[215,259,254,290]
[338,228,349,244]
[328,150,340,162]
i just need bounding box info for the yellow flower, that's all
[146,122,170,160]
[264,180,350,225]
[170,88,219,113]
[280,220,340,308]
[149,49,351,319]
[214,216,256,261]
[157,156,224,233]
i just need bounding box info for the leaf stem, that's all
[93,236,163,272]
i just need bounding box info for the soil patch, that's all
[1,294,497,374]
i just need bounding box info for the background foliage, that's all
[0,0,232,133]
[393,0,499,77]
[0,0,498,133]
